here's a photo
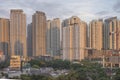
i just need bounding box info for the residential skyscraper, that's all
[46,20,51,55]
[0,18,10,56]
[27,23,33,57]
[62,16,87,61]
[32,11,46,56]
[103,17,120,50]
[89,19,103,50]
[10,9,27,57]
[47,18,61,56]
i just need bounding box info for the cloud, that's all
[0,8,9,18]
[0,0,99,22]
[0,0,119,23]
[0,0,65,23]
[96,11,109,15]
[113,0,120,13]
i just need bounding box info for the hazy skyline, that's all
[0,0,120,23]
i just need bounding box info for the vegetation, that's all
[7,58,120,80]
[0,59,10,69]
[29,59,71,69]
[1,57,120,80]
[113,68,120,80]
[24,59,110,80]
[21,75,54,80]
[0,57,119,80]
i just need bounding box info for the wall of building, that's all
[62,16,87,61]
[0,18,10,56]
[32,11,46,56]
[10,9,27,57]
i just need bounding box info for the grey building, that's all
[27,23,33,57]
[46,18,61,56]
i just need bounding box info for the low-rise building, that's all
[10,56,21,70]
[85,49,120,68]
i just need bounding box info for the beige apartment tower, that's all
[89,19,103,50]
[47,18,61,56]
[104,17,120,50]
[32,11,46,56]
[62,16,87,61]
[10,9,27,57]
[0,18,10,56]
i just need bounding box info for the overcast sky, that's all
[0,0,120,23]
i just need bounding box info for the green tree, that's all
[113,68,120,80]
[32,65,40,69]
